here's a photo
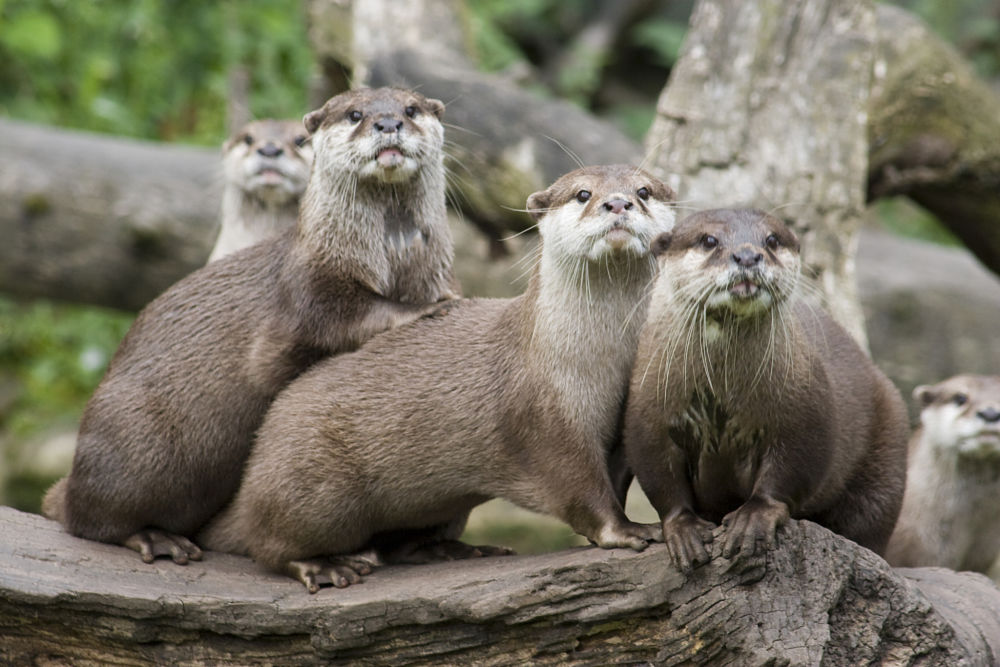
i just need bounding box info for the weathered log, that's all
[0,118,219,311]
[2,506,998,665]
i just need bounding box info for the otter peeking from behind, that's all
[886,375,1000,577]
[43,87,458,565]
[208,119,313,262]
[623,208,908,572]
[199,165,676,592]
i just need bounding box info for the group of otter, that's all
[41,87,999,592]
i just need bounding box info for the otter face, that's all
[652,209,801,318]
[303,87,445,185]
[223,119,312,205]
[526,164,676,264]
[916,375,1000,459]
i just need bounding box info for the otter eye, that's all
[701,235,719,249]
[347,110,363,123]
[242,134,253,146]
[576,190,591,203]
[765,234,779,250]
[405,106,417,118]
[952,393,968,406]
[293,135,308,147]
[637,187,650,201]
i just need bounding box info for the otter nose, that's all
[257,143,283,158]
[977,407,1000,423]
[373,117,403,134]
[733,248,763,267]
[603,199,633,215]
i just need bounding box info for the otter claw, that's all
[286,555,377,593]
[124,529,203,565]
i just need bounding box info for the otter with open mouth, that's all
[623,208,909,572]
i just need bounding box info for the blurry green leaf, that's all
[631,18,687,68]
[1,9,62,60]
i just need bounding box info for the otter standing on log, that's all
[886,375,1000,577]
[623,209,908,571]
[199,165,676,592]
[208,119,313,262]
[42,88,457,564]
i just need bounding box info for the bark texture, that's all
[0,118,219,311]
[868,5,1000,276]
[644,0,875,346]
[2,507,999,665]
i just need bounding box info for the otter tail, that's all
[41,477,68,524]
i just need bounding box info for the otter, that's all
[623,208,909,571]
[885,374,1000,577]
[208,119,313,262]
[42,87,458,565]
[198,164,676,592]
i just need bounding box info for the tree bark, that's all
[0,118,219,311]
[867,4,1000,277]
[2,507,998,665]
[644,0,875,347]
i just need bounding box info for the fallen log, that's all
[2,507,998,665]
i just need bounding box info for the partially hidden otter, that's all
[886,374,1000,577]
[43,87,458,564]
[208,118,313,262]
[199,164,676,592]
[623,208,909,571]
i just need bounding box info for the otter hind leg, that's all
[380,538,514,564]
[124,529,203,565]
[285,550,381,594]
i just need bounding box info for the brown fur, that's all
[886,375,1000,576]
[43,88,457,561]
[199,165,678,591]
[208,118,312,262]
[624,209,909,571]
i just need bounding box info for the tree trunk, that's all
[2,507,998,665]
[644,0,875,347]
[867,4,1000,277]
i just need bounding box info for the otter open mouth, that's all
[729,279,760,299]
[376,147,406,169]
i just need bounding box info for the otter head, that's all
[303,87,445,185]
[526,164,676,266]
[915,375,1000,460]
[223,119,313,206]
[651,209,801,319]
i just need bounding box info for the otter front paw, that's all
[123,529,203,565]
[662,512,715,571]
[594,521,661,551]
[285,554,379,594]
[720,496,789,560]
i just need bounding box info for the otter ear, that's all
[303,108,325,134]
[659,181,677,202]
[424,98,445,119]
[526,190,551,221]
[651,232,672,257]
[913,385,937,407]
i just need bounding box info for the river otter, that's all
[208,118,312,262]
[623,208,908,571]
[43,87,458,564]
[885,374,1000,577]
[199,164,676,592]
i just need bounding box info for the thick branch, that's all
[2,507,999,664]
[868,4,1000,275]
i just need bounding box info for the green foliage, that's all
[0,0,312,144]
[630,18,688,68]
[0,297,133,439]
